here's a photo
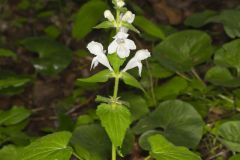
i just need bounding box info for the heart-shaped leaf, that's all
[217,121,240,152]
[148,134,201,160]
[72,0,107,39]
[205,66,240,87]
[214,39,240,71]
[133,100,204,148]
[153,30,213,72]
[21,37,72,76]
[20,131,72,160]
[97,103,131,148]
[71,124,111,160]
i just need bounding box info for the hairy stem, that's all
[112,144,117,160]
[113,77,119,99]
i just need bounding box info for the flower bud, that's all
[104,10,115,21]
[122,11,135,23]
[116,0,125,8]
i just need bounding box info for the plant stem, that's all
[113,77,119,99]
[112,144,117,160]
[191,68,205,86]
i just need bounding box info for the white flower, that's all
[116,0,125,7]
[122,11,135,23]
[87,41,113,71]
[104,10,115,22]
[108,32,136,58]
[122,49,151,76]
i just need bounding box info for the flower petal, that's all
[125,39,136,50]
[108,40,118,54]
[114,31,129,39]
[87,41,104,56]
[122,58,137,72]
[97,54,113,71]
[135,49,151,61]
[117,45,130,58]
[122,11,135,23]
[91,57,99,70]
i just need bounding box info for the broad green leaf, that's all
[75,115,94,126]
[205,66,240,87]
[20,131,72,160]
[139,130,162,150]
[0,71,31,96]
[78,70,113,83]
[97,103,131,147]
[153,30,213,72]
[217,121,240,152]
[21,37,72,75]
[121,93,149,121]
[133,100,204,148]
[214,39,240,71]
[229,154,240,160]
[184,10,218,28]
[154,76,188,100]
[0,106,31,126]
[148,134,201,160]
[0,49,16,58]
[121,72,145,92]
[72,0,107,39]
[134,16,165,40]
[0,145,19,160]
[122,22,140,33]
[208,10,240,38]
[147,62,173,79]
[94,21,114,29]
[71,124,111,160]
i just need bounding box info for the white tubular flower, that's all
[116,0,125,7]
[108,32,136,58]
[122,49,151,76]
[104,10,115,22]
[122,11,135,23]
[87,41,113,71]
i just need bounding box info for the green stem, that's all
[191,68,205,86]
[112,144,117,160]
[113,77,119,99]
[73,152,83,160]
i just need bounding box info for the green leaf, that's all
[154,76,188,100]
[184,10,218,28]
[133,100,204,148]
[78,69,113,83]
[0,106,31,126]
[94,21,114,29]
[71,124,111,160]
[217,121,240,152]
[153,30,213,72]
[21,37,72,76]
[121,93,149,121]
[44,25,61,39]
[20,131,73,160]
[148,134,201,160]
[0,49,16,58]
[108,53,125,72]
[229,154,240,160]
[122,22,140,34]
[209,10,240,38]
[97,103,131,148]
[205,66,240,87]
[0,145,19,160]
[121,72,145,93]
[139,130,162,150]
[147,62,173,79]
[72,0,107,39]
[214,39,240,71]
[134,16,165,40]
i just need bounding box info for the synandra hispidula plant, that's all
[80,0,151,159]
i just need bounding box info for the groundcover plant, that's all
[0,0,240,160]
